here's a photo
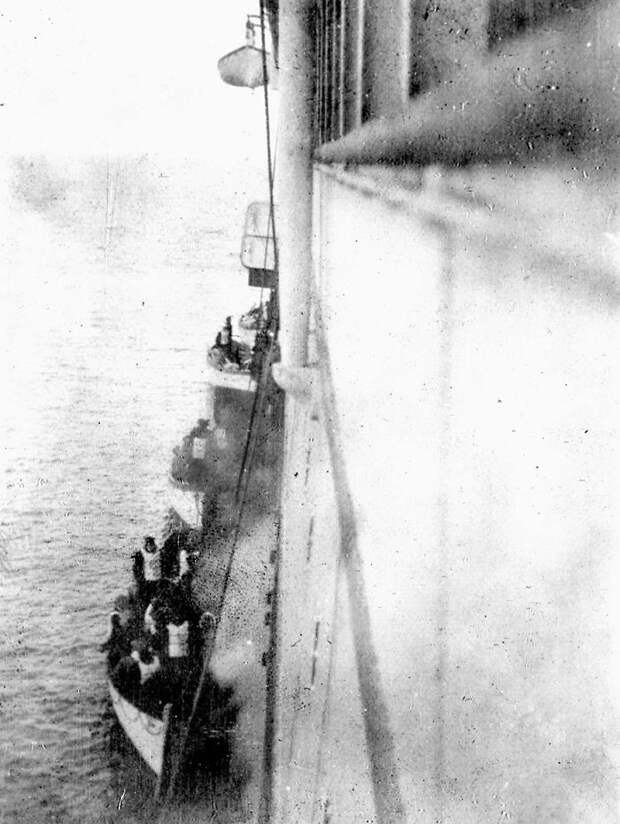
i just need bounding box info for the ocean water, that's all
[0,154,266,823]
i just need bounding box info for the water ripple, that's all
[2,155,259,822]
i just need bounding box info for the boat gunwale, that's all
[108,678,170,776]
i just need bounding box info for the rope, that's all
[235,369,263,503]
[138,710,164,736]
[167,12,281,794]
[168,277,282,797]
[235,0,280,504]
[257,505,282,824]
[225,329,278,620]
[259,0,279,307]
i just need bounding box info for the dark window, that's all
[313,0,599,144]
[315,0,343,144]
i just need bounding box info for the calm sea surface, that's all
[0,155,264,823]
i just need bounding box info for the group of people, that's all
[101,532,202,716]
[170,418,215,488]
[207,315,253,372]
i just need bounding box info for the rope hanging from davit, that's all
[168,13,282,795]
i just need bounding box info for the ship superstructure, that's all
[254,2,620,823]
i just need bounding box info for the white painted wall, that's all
[273,160,619,823]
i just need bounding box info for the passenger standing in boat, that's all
[160,531,184,580]
[165,609,190,706]
[209,316,252,371]
[161,531,196,599]
[100,612,131,672]
[133,536,161,608]
[188,419,213,487]
[144,580,178,646]
[215,316,235,361]
[177,542,193,595]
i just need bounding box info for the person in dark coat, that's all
[209,316,252,371]
[100,612,131,672]
[160,531,187,580]
[143,579,181,653]
[110,655,141,704]
[214,317,236,362]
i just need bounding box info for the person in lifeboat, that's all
[207,316,252,372]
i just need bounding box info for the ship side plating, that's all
[265,2,619,823]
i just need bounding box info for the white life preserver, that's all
[167,621,189,658]
[141,548,161,581]
[144,603,157,635]
[214,426,227,450]
[192,437,207,460]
